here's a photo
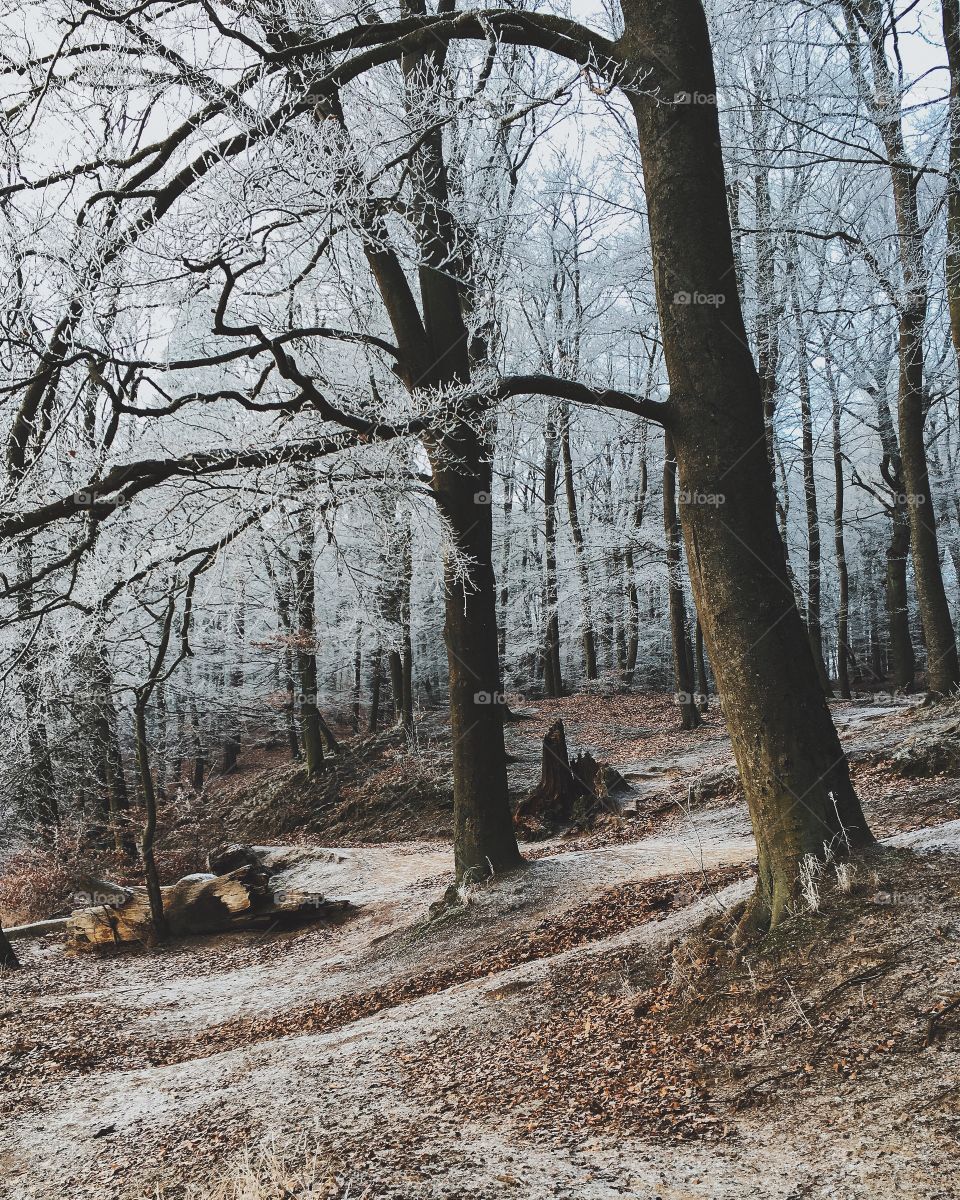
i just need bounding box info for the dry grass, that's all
[165,1140,352,1200]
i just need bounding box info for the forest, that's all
[1,0,960,1196]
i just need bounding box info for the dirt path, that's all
[3,697,958,1199]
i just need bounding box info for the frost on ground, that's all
[2,696,960,1200]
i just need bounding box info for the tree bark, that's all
[295,507,325,778]
[619,0,872,930]
[663,432,701,730]
[560,404,598,680]
[942,0,960,417]
[367,645,382,734]
[542,402,564,697]
[792,274,832,695]
[135,699,168,942]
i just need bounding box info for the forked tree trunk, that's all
[619,0,872,930]
[389,31,521,879]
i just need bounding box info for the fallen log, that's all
[6,918,70,941]
[67,846,354,949]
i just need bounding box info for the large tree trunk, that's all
[431,448,523,877]
[619,0,872,931]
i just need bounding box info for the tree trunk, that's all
[846,0,959,695]
[694,618,710,713]
[542,403,564,696]
[624,447,648,684]
[431,450,523,877]
[898,301,959,694]
[17,545,57,834]
[826,363,852,700]
[793,277,832,695]
[135,700,167,942]
[886,499,916,691]
[560,405,598,679]
[295,510,325,778]
[220,602,244,774]
[942,0,960,420]
[89,644,134,855]
[663,433,701,730]
[367,646,382,734]
[619,0,872,931]
[352,626,362,734]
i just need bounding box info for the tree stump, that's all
[516,719,620,829]
[0,923,20,970]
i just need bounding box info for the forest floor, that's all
[3,692,960,1199]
